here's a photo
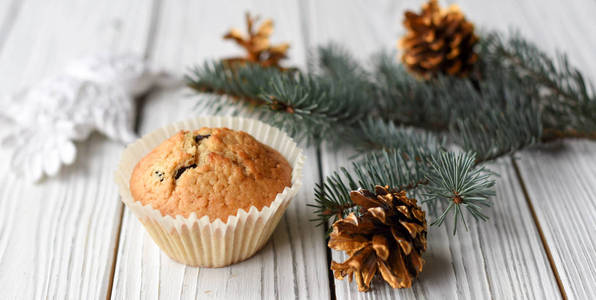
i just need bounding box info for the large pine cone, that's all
[329,186,427,292]
[399,0,478,79]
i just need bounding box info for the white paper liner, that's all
[114,116,304,267]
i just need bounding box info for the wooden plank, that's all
[0,0,22,53]
[515,141,596,299]
[110,1,330,299]
[462,0,596,298]
[0,0,155,299]
[302,0,561,298]
[320,152,560,299]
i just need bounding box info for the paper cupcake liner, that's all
[114,116,304,267]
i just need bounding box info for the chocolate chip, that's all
[174,164,197,179]
[194,134,210,143]
[154,170,165,182]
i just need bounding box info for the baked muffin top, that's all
[129,127,292,222]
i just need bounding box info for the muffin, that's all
[129,127,292,222]
[115,117,304,267]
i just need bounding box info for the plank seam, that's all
[477,226,495,298]
[445,225,461,298]
[0,0,26,295]
[273,236,279,300]
[296,0,334,298]
[317,147,337,300]
[511,158,568,300]
[282,213,300,298]
[260,256,265,298]
[142,0,163,61]
[105,205,125,300]
[296,0,313,54]
[0,0,23,54]
[106,0,163,298]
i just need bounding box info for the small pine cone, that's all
[222,12,290,69]
[328,186,427,292]
[399,0,478,79]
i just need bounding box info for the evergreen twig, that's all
[481,32,596,140]
[187,31,596,233]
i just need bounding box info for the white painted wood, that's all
[110,1,329,299]
[0,0,22,52]
[303,0,561,298]
[460,1,596,298]
[1,0,594,299]
[0,0,154,299]
[320,151,560,299]
[516,141,596,299]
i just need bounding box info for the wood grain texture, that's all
[110,1,329,299]
[0,0,594,299]
[460,0,596,298]
[302,0,561,298]
[320,150,560,299]
[515,142,596,299]
[0,0,22,53]
[0,0,154,299]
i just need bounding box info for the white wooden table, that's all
[0,1,595,299]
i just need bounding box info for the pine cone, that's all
[223,12,290,69]
[399,0,478,79]
[329,186,427,292]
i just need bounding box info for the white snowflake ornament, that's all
[0,54,160,182]
[2,122,78,182]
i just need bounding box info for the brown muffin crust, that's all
[129,127,292,222]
